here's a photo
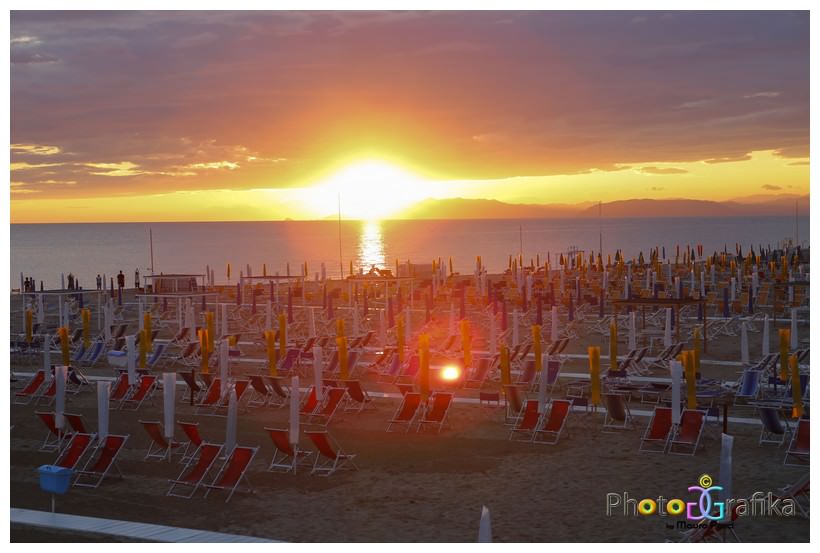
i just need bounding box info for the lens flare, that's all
[441,365,461,381]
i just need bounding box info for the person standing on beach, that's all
[117,270,125,290]
[96,274,102,290]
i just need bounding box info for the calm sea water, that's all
[10,216,808,290]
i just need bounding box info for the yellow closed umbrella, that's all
[778,328,790,382]
[265,329,278,377]
[227,263,231,280]
[82,308,91,349]
[693,326,701,371]
[59,326,70,366]
[500,343,511,386]
[789,354,803,419]
[419,333,430,402]
[461,319,472,369]
[609,320,618,371]
[337,335,349,379]
[397,316,405,363]
[278,313,287,362]
[588,346,601,406]
[199,328,209,374]
[349,260,354,277]
[205,311,214,356]
[684,350,697,409]
[139,328,147,368]
[144,312,153,353]
[25,309,32,344]
[531,325,541,372]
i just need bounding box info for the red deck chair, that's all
[204,445,259,502]
[167,443,223,498]
[15,370,46,405]
[639,407,673,453]
[784,418,810,466]
[109,373,132,408]
[74,434,129,488]
[299,387,319,417]
[305,387,347,426]
[533,399,571,445]
[395,383,415,396]
[668,410,706,455]
[177,421,205,463]
[465,357,496,389]
[55,432,96,470]
[267,376,290,405]
[264,427,312,473]
[305,430,358,477]
[342,380,373,412]
[179,370,202,403]
[247,374,274,408]
[509,400,542,442]
[140,420,187,462]
[387,392,422,432]
[36,411,70,452]
[503,384,525,425]
[417,392,454,433]
[194,378,223,415]
[120,374,158,411]
[65,412,91,435]
[34,377,57,406]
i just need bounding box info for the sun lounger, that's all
[177,421,205,463]
[247,374,275,408]
[14,370,46,405]
[784,418,809,466]
[639,407,673,453]
[179,371,203,403]
[54,432,96,470]
[734,368,762,404]
[533,399,571,445]
[342,379,373,412]
[508,400,541,442]
[668,410,706,455]
[264,427,312,474]
[305,387,347,426]
[267,376,290,405]
[756,405,790,446]
[387,392,422,432]
[167,443,223,498]
[417,391,454,433]
[64,412,91,435]
[194,378,223,415]
[305,430,358,477]
[204,445,258,502]
[34,376,57,406]
[464,356,498,389]
[502,384,525,425]
[120,374,158,411]
[140,420,186,462]
[108,373,132,408]
[776,473,809,518]
[36,411,70,452]
[74,434,128,488]
[602,393,633,431]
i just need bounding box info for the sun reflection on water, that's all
[358,221,386,271]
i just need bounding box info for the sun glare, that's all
[303,160,430,220]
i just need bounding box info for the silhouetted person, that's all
[117,270,125,289]
[135,269,140,289]
[67,273,75,291]
[96,274,102,290]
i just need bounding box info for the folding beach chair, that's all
[64,412,91,435]
[503,384,526,425]
[639,407,673,453]
[395,354,420,384]
[82,340,106,368]
[777,473,810,518]
[140,420,187,462]
[34,376,57,407]
[417,391,454,433]
[298,386,320,417]
[516,359,537,389]
[14,370,46,405]
[204,445,259,502]
[277,348,301,375]
[602,393,633,431]
[264,427,312,474]
[194,378,223,415]
[539,359,562,395]
[120,374,158,411]
[36,411,70,452]
[179,371,203,403]
[464,356,497,389]
[267,376,290,406]
[305,430,358,477]
[387,392,422,432]
[342,379,373,412]
[757,406,790,446]
[734,368,762,405]
[167,443,223,498]
[174,342,200,366]
[305,387,347,426]
[54,432,96,470]
[67,367,92,394]
[378,353,402,382]
[533,399,571,445]
[74,434,129,488]
[177,421,205,463]
[668,409,706,455]
[108,372,132,408]
[508,400,541,442]
[784,418,810,466]
[247,374,275,408]
[146,343,168,369]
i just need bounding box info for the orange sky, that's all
[10,11,810,222]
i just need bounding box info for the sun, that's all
[302,159,431,220]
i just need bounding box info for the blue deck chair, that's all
[733,368,762,405]
[757,406,790,446]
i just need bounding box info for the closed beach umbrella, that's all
[536,295,543,326]
[628,312,636,351]
[531,325,542,372]
[789,354,803,418]
[500,344,511,385]
[778,329,790,382]
[219,339,229,387]
[265,301,272,332]
[265,330,277,377]
[163,372,176,442]
[419,334,430,401]
[489,312,497,355]
[138,300,144,331]
[126,334,137,385]
[762,315,770,356]
[206,311,214,354]
[185,300,196,331]
[719,433,734,524]
[740,322,749,365]
[97,381,110,441]
[684,351,697,409]
[313,346,323,402]
[25,310,33,344]
[225,388,237,456]
[512,310,520,346]
[790,308,798,349]
[550,306,559,342]
[278,313,287,362]
[478,506,492,543]
[198,328,209,375]
[538,353,549,414]
[289,376,300,446]
[82,309,91,349]
[337,332,349,380]
[139,329,147,368]
[55,365,67,431]
[663,308,672,348]
[670,360,682,425]
[588,346,601,407]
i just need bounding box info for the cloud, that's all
[11,143,62,156]
[10,35,41,45]
[84,161,145,176]
[744,91,780,99]
[10,50,59,65]
[182,161,240,170]
[703,154,752,164]
[638,166,688,175]
[11,161,64,171]
[787,161,809,166]
[761,184,782,191]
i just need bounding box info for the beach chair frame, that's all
[204,445,259,502]
[305,430,358,477]
[264,427,312,473]
[74,434,129,488]
[167,442,224,498]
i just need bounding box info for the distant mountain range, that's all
[397,194,808,219]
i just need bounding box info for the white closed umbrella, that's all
[670,360,682,425]
[313,346,323,402]
[289,375,300,446]
[665,261,672,283]
[219,339,229,389]
[538,353,549,414]
[740,322,749,365]
[177,297,183,330]
[186,300,196,331]
[791,308,798,349]
[673,277,680,299]
[97,381,110,440]
[664,308,672,348]
[225,388,237,456]
[645,268,651,291]
[125,334,136,385]
[719,433,734,524]
[730,277,736,301]
[623,276,629,299]
[689,270,695,295]
[61,273,65,290]
[163,372,176,441]
[37,293,45,324]
[55,365,67,431]
[762,314,770,356]
[478,506,492,543]
[512,310,520,346]
[550,306,559,342]
[628,312,637,351]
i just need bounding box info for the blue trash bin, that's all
[38,465,73,495]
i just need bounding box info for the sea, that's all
[9,216,808,291]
